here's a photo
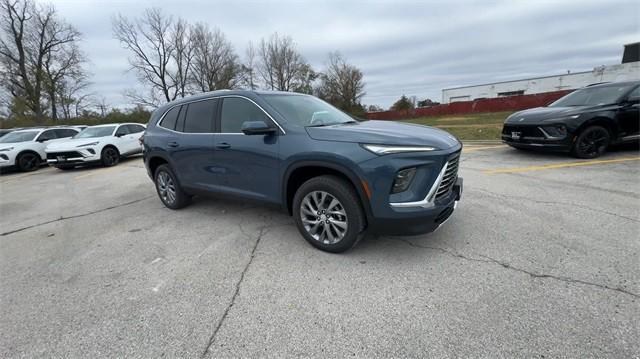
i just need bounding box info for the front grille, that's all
[47,151,83,160]
[435,153,460,201]
[502,125,544,139]
[435,206,454,224]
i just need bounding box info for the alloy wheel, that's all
[578,128,608,157]
[157,171,176,205]
[103,148,118,165]
[300,190,348,244]
[18,153,38,171]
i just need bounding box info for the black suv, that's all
[502,81,640,158]
[143,91,463,252]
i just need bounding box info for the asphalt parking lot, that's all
[1,145,639,358]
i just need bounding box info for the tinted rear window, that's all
[184,100,216,133]
[160,106,180,130]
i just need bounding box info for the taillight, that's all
[138,134,144,146]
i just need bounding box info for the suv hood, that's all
[305,120,459,149]
[505,104,615,124]
[46,137,107,151]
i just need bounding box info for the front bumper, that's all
[0,151,17,167]
[46,148,100,165]
[368,177,462,235]
[501,124,572,151]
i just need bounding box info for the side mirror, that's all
[241,121,276,135]
[115,132,125,137]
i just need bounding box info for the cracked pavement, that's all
[1,147,639,357]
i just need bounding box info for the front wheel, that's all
[16,152,40,172]
[293,175,366,253]
[101,146,120,167]
[572,126,610,159]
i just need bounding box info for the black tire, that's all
[101,146,120,167]
[154,164,190,209]
[292,175,366,253]
[571,125,610,159]
[16,152,40,172]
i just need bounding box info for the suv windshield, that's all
[0,130,39,143]
[262,94,357,127]
[74,126,116,138]
[549,84,634,107]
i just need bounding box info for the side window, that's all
[220,97,269,133]
[55,129,77,138]
[127,124,145,134]
[37,130,57,142]
[160,106,180,130]
[184,100,216,133]
[627,86,640,100]
[115,125,130,136]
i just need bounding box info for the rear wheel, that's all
[154,164,190,209]
[101,146,120,167]
[293,175,366,253]
[16,152,40,172]
[572,126,610,159]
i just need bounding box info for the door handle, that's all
[215,142,231,149]
[168,141,179,148]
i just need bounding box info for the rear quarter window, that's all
[159,106,180,130]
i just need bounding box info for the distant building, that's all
[441,43,640,104]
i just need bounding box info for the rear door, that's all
[125,124,145,153]
[169,99,218,190]
[211,96,280,203]
[114,125,134,154]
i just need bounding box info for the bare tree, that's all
[189,23,239,92]
[240,41,258,90]
[112,8,193,106]
[316,52,365,113]
[257,33,313,92]
[43,36,85,120]
[0,0,83,123]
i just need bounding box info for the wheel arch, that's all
[283,160,372,220]
[16,149,44,162]
[575,116,617,138]
[148,155,169,177]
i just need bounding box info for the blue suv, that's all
[143,91,463,252]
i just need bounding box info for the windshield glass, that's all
[262,94,356,127]
[0,130,39,143]
[74,126,116,139]
[549,84,633,107]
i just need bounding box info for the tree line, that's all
[0,1,369,127]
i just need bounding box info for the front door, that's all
[617,86,640,139]
[211,96,280,204]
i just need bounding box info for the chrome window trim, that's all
[389,161,449,209]
[155,95,286,135]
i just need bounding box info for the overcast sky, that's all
[48,0,639,109]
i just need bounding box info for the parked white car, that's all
[45,123,145,169]
[0,127,80,172]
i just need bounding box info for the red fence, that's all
[366,90,572,120]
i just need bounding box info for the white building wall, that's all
[442,61,640,103]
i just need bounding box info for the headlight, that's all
[362,144,436,155]
[543,114,579,122]
[391,167,417,194]
[77,142,98,147]
[0,147,14,152]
